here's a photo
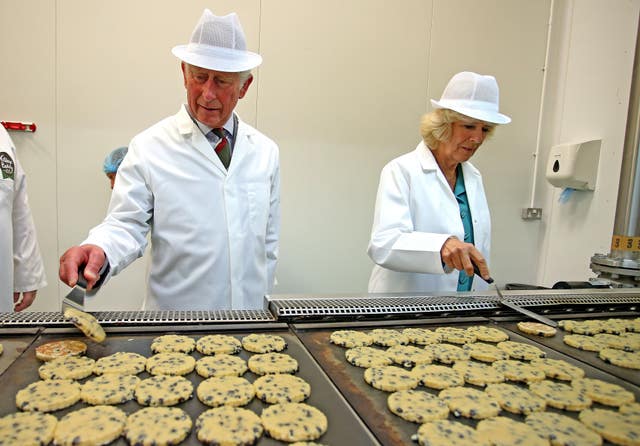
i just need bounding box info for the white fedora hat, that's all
[172,9,262,72]
[431,71,511,124]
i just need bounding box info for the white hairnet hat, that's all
[172,9,262,72]
[431,71,511,124]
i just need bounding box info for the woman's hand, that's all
[440,236,491,280]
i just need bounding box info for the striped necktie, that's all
[211,128,231,169]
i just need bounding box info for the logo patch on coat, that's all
[0,152,15,180]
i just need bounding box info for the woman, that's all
[367,71,511,293]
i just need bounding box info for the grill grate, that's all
[0,310,275,327]
[270,296,498,319]
[268,292,640,321]
[3,292,637,326]
[505,293,640,307]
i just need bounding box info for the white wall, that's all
[0,1,57,311]
[536,0,640,286]
[0,0,637,311]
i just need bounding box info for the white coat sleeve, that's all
[265,150,280,292]
[83,140,151,275]
[367,163,451,274]
[12,155,47,292]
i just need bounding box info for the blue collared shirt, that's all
[454,165,475,291]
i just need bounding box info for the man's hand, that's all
[59,244,106,291]
[440,236,490,280]
[13,290,37,311]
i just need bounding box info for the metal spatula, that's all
[62,267,89,311]
[473,263,557,327]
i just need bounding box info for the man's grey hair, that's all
[184,62,252,85]
[238,70,252,83]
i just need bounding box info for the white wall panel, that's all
[537,0,640,286]
[0,0,57,311]
[258,0,433,294]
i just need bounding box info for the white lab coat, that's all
[84,106,280,310]
[0,127,47,310]
[367,141,490,293]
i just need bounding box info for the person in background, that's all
[59,9,280,310]
[0,125,47,311]
[367,71,511,293]
[103,146,128,189]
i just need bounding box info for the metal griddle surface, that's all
[294,318,640,446]
[0,331,41,376]
[0,325,378,446]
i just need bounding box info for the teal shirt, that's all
[454,165,475,291]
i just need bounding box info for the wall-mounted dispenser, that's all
[546,139,601,190]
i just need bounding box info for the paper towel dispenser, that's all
[546,139,601,190]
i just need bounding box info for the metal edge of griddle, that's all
[292,315,492,331]
[0,326,45,335]
[41,322,290,337]
[43,322,289,337]
[292,319,640,446]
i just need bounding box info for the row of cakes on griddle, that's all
[558,318,640,370]
[329,325,640,446]
[4,333,329,446]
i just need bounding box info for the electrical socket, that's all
[521,208,543,220]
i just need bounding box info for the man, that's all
[0,125,47,311]
[59,9,280,310]
[103,146,128,190]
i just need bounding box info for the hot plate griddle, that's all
[0,325,379,446]
[293,318,640,446]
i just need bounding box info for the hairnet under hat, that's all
[172,9,262,72]
[103,147,128,174]
[431,71,511,124]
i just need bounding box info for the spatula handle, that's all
[472,262,494,284]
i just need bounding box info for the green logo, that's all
[0,152,15,180]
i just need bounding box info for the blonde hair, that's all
[420,109,496,149]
